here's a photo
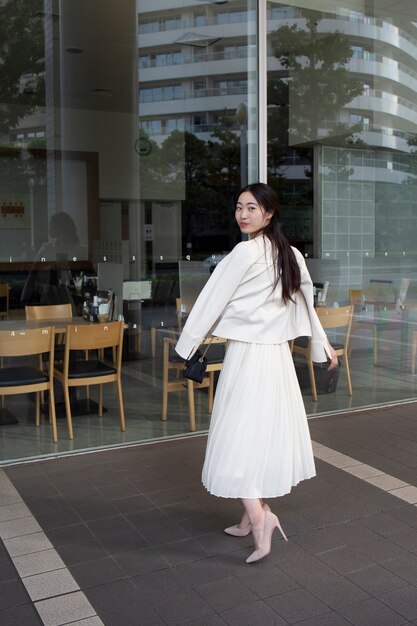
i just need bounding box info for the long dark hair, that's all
[237,183,301,303]
[49,212,80,244]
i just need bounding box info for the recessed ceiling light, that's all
[66,47,84,54]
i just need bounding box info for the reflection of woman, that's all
[36,212,88,262]
[21,212,88,305]
[176,183,337,564]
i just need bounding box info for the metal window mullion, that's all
[258,0,268,182]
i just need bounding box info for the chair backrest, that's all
[316,305,354,347]
[348,289,363,306]
[25,303,73,321]
[201,336,227,345]
[66,321,124,353]
[366,281,396,305]
[0,327,55,358]
[0,283,9,313]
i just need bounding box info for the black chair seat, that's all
[55,359,117,380]
[294,336,345,353]
[169,354,183,364]
[205,344,226,364]
[294,336,309,348]
[42,345,66,363]
[0,366,48,387]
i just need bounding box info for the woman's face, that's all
[235,191,272,235]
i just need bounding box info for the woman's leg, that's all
[241,498,265,549]
[242,498,289,564]
[224,499,270,536]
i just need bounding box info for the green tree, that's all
[0,0,45,135]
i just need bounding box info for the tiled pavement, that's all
[2,403,417,625]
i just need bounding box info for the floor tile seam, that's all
[0,468,102,626]
[312,441,417,505]
[303,537,414,583]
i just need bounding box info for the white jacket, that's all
[175,236,331,363]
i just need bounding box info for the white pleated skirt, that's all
[202,340,316,499]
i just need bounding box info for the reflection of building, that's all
[5,1,417,282]
[268,6,417,151]
[8,4,417,152]
[265,6,417,296]
[136,2,417,267]
[138,1,256,144]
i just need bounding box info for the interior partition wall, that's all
[0,1,417,464]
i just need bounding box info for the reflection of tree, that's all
[207,115,240,193]
[0,146,46,194]
[405,135,417,185]
[321,148,355,183]
[267,9,365,250]
[0,0,45,134]
[139,125,241,255]
[269,9,364,148]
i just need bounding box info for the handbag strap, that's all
[186,336,214,361]
[201,337,214,359]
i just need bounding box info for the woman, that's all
[21,212,88,305]
[175,183,338,563]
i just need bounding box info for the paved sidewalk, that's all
[1,402,417,625]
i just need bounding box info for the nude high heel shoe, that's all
[246,511,288,564]
[224,503,271,537]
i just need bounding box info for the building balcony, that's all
[139,91,249,117]
[139,56,252,82]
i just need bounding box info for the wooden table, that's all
[353,305,417,369]
[0,316,91,333]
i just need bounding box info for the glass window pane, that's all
[0,0,258,462]
[267,1,417,415]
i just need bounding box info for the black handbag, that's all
[183,339,213,384]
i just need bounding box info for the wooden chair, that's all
[0,283,10,319]
[316,305,353,396]
[54,321,125,439]
[349,289,401,365]
[25,303,73,354]
[292,305,353,400]
[25,303,75,402]
[25,303,73,321]
[0,326,58,442]
[349,289,378,363]
[162,336,226,431]
[412,330,417,374]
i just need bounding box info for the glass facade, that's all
[266,1,417,415]
[0,0,416,464]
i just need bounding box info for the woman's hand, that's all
[327,342,339,370]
